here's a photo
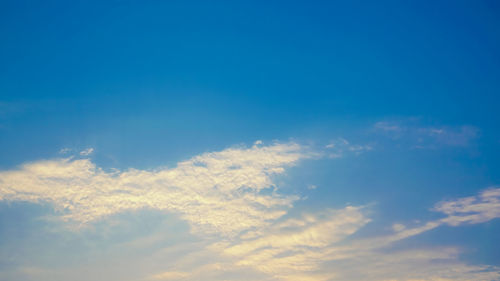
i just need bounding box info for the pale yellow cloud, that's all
[0,142,307,237]
[1,144,500,281]
[150,271,189,280]
[220,206,369,280]
[216,188,500,280]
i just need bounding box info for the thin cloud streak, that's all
[373,120,480,148]
[325,137,373,158]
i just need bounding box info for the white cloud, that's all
[435,187,500,226]
[342,187,500,251]
[0,142,308,237]
[79,148,94,156]
[1,143,499,281]
[307,184,317,190]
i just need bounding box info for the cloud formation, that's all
[224,206,370,280]
[1,143,499,281]
[0,142,307,236]
[148,188,500,281]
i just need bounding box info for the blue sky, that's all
[1,1,500,280]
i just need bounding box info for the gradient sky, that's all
[1,1,500,281]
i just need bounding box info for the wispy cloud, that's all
[223,206,370,280]
[374,121,403,132]
[374,119,479,148]
[416,125,479,147]
[144,188,500,281]
[325,137,373,158]
[343,186,500,249]
[435,187,500,226]
[58,148,72,154]
[79,148,94,156]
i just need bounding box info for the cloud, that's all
[325,137,373,158]
[79,148,94,156]
[348,187,500,249]
[417,125,479,147]
[392,223,406,232]
[58,148,72,154]
[374,121,403,132]
[140,188,500,281]
[373,120,479,148]
[0,142,308,237]
[435,187,500,226]
[223,206,370,280]
[319,247,500,281]
[219,188,500,280]
[307,184,317,190]
[145,187,500,281]
[1,143,499,281]
[150,271,189,280]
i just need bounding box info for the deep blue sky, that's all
[1,1,500,281]
[1,0,499,165]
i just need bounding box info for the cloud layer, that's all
[1,143,499,281]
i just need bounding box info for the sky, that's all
[1,0,500,280]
